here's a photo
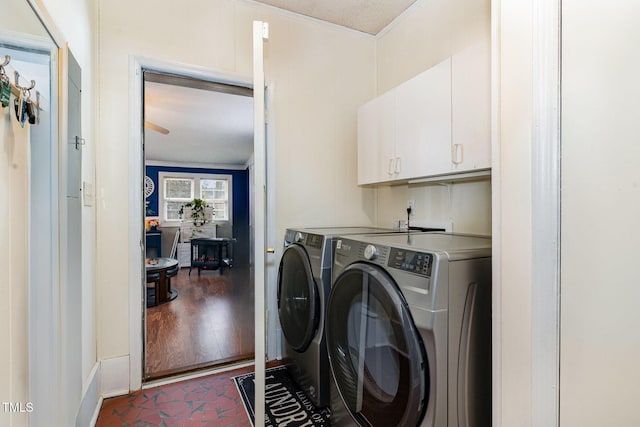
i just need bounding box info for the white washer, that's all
[326,232,492,427]
[278,227,435,408]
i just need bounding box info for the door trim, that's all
[128,56,255,390]
[491,0,562,425]
[531,0,561,424]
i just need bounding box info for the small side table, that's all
[146,257,178,306]
[189,237,234,275]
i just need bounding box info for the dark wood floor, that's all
[145,266,254,379]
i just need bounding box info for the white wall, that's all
[0,0,99,425]
[97,0,376,367]
[38,0,100,422]
[45,1,98,382]
[495,0,534,423]
[561,1,640,425]
[0,89,31,427]
[374,0,491,234]
[40,0,98,388]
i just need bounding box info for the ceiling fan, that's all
[144,121,170,135]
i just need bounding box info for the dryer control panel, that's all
[306,233,324,249]
[388,248,433,277]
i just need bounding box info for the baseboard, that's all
[100,355,130,398]
[89,397,104,427]
[76,362,101,427]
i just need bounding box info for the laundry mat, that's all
[234,365,331,426]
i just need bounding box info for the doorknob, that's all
[266,247,275,254]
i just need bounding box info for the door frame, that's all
[491,0,562,425]
[128,56,273,389]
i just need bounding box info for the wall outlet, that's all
[407,199,415,215]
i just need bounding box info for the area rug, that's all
[233,365,331,427]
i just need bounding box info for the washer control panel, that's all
[388,248,433,277]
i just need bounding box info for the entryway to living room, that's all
[141,70,255,380]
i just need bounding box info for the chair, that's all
[165,264,179,293]
[146,272,160,307]
[169,228,180,259]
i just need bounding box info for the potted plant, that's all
[179,198,214,227]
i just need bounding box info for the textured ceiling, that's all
[251,0,418,35]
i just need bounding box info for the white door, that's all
[252,20,268,427]
[0,33,60,426]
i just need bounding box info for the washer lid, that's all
[326,263,428,427]
[277,244,319,352]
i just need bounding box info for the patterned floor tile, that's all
[96,366,252,427]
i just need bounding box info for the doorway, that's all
[141,70,255,380]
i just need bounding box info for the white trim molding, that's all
[490,0,502,422]
[100,356,130,398]
[252,20,268,427]
[77,362,101,427]
[531,0,561,425]
[146,159,248,170]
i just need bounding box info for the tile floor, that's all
[96,365,253,427]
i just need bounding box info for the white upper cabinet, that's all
[395,58,452,180]
[451,38,491,172]
[357,90,395,185]
[357,48,490,185]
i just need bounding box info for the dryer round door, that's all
[277,244,320,352]
[327,263,428,427]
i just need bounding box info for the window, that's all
[164,177,194,221]
[159,172,232,224]
[200,178,229,221]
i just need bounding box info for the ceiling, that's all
[144,79,254,166]
[252,0,419,35]
[145,2,416,166]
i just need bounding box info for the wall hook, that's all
[14,70,36,91]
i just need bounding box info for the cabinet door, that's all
[357,90,396,185]
[395,58,452,180]
[451,38,491,172]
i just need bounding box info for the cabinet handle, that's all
[388,158,394,175]
[452,144,464,165]
[395,157,402,174]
